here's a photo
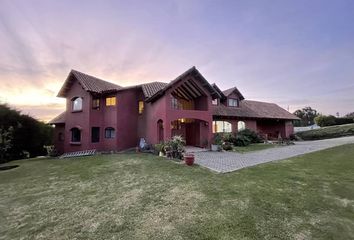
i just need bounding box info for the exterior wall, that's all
[115,89,140,150]
[53,124,65,154]
[54,75,295,153]
[165,76,213,147]
[256,119,294,139]
[63,81,92,153]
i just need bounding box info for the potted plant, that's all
[211,133,223,151]
[184,153,195,166]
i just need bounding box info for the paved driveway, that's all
[193,136,354,173]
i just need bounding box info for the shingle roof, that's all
[213,100,299,120]
[142,82,169,98]
[222,87,245,100]
[57,70,123,97]
[48,112,65,124]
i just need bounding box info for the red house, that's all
[50,67,298,154]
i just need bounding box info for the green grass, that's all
[296,123,354,140]
[232,143,280,153]
[1,145,354,239]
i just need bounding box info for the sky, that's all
[0,0,354,122]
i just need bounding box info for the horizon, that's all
[1,0,354,122]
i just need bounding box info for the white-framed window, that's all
[72,97,83,111]
[212,99,218,105]
[228,98,239,107]
[212,121,232,133]
[238,121,246,131]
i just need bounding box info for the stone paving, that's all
[192,136,354,173]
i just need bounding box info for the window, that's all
[106,96,116,106]
[212,121,232,133]
[72,97,83,111]
[228,98,239,107]
[212,99,218,105]
[92,98,100,109]
[171,97,178,109]
[91,127,100,143]
[138,101,144,114]
[105,127,115,138]
[238,121,246,131]
[71,128,81,142]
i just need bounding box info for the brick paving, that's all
[193,136,354,173]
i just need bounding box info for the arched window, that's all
[238,121,246,131]
[71,128,81,142]
[72,97,83,111]
[105,127,115,139]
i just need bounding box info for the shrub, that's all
[222,141,233,151]
[164,135,185,160]
[234,135,251,146]
[212,133,224,145]
[296,123,354,140]
[154,143,165,155]
[237,129,263,143]
[315,115,336,127]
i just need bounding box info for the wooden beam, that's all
[184,81,201,97]
[179,85,197,99]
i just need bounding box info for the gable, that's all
[222,87,245,100]
[146,66,221,102]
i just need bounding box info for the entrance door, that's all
[186,122,200,146]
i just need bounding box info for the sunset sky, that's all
[1,0,353,122]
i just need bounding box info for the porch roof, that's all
[213,100,299,120]
[48,112,66,124]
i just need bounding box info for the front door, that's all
[186,122,200,146]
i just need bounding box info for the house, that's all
[49,67,299,154]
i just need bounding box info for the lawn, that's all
[1,145,354,240]
[232,143,280,153]
[296,123,354,140]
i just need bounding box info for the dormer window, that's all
[228,98,239,107]
[212,99,218,105]
[72,97,83,111]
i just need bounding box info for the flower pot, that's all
[184,154,195,166]
[159,151,164,157]
[211,144,219,151]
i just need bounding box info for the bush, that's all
[212,133,224,145]
[315,115,336,127]
[315,114,354,127]
[222,141,233,151]
[164,135,185,160]
[296,123,354,140]
[234,135,252,146]
[237,129,263,143]
[154,143,165,154]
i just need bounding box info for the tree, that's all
[0,126,14,162]
[345,112,354,118]
[314,115,336,127]
[0,104,53,161]
[293,107,320,127]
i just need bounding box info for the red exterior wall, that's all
[54,75,295,153]
[53,124,65,154]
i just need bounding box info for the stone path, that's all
[193,136,354,173]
